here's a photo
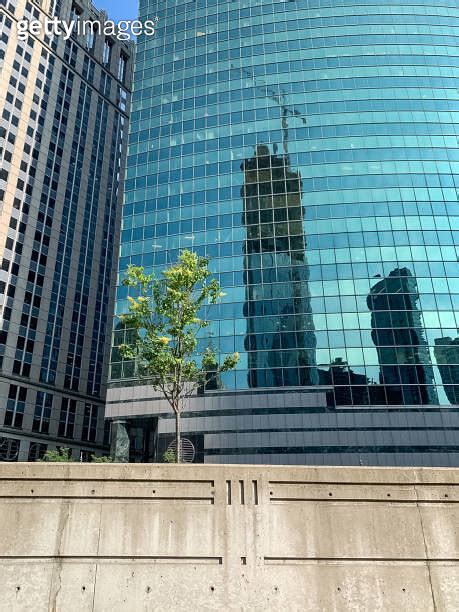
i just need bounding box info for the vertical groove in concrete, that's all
[415,483,438,612]
[91,503,103,612]
[48,500,70,612]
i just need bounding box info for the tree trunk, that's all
[175,410,181,463]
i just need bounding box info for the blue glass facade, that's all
[110,0,459,465]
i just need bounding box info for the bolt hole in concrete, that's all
[16,586,20,592]
[445,494,449,498]
[152,490,156,494]
[402,588,406,592]
[210,586,215,592]
[328,492,333,496]
[387,493,391,497]
[146,586,151,594]
[82,586,86,592]
[337,587,341,592]
[30,490,34,494]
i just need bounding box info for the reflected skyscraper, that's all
[367,269,438,405]
[319,358,378,406]
[241,145,317,388]
[434,337,459,405]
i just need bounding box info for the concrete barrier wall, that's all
[0,463,457,611]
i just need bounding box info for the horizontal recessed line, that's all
[270,497,457,503]
[264,557,457,564]
[269,481,458,486]
[0,555,223,564]
[0,478,215,485]
[0,496,214,503]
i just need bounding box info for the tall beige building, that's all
[0,0,132,460]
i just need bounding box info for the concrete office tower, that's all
[108,0,459,466]
[0,0,132,461]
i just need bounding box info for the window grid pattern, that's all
[4,385,27,428]
[64,96,108,392]
[58,397,76,439]
[32,391,53,434]
[113,0,458,414]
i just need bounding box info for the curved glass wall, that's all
[110,0,459,463]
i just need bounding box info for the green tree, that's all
[40,447,73,462]
[162,448,176,463]
[117,250,239,462]
[39,448,113,463]
[91,455,113,463]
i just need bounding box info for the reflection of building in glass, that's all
[367,269,438,405]
[434,337,459,405]
[241,145,317,388]
[319,358,379,406]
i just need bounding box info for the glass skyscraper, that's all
[108,0,459,466]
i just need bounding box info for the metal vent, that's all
[0,437,20,461]
[166,438,196,463]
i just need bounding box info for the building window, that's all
[103,38,112,65]
[85,24,95,50]
[79,449,92,462]
[28,442,47,461]
[0,437,20,461]
[82,55,95,82]
[82,403,98,442]
[49,0,61,17]
[70,3,81,24]
[100,72,111,96]
[117,53,127,82]
[32,391,53,434]
[4,385,27,428]
[58,397,76,438]
[117,86,127,112]
[103,419,111,447]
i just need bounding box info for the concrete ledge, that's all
[0,464,458,611]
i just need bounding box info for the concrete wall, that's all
[0,463,457,611]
